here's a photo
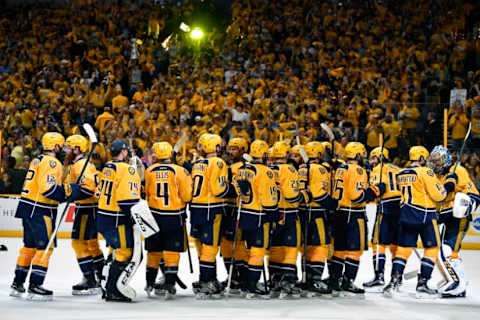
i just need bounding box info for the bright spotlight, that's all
[190,28,204,40]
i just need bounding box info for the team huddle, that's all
[8,130,479,302]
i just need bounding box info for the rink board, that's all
[1,196,480,249]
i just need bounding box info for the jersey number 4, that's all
[156,182,169,206]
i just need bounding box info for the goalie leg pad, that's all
[130,200,160,238]
[116,225,143,301]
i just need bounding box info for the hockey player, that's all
[268,141,303,299]
[384,146,452,298]
[330,142,386,296]
[428,145,480,297]
[298,141,338,297]
[220,137,249,293]
[236,139,278,299]
[10,132,81,300]
[144,142,192,299]
[190,134,231,298]
[363,147,402,292]
[63,135,104,295]
[289,145,304,170]
[97,138,141,302]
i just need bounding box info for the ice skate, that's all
[195,281,224,300]
[303,280,332,298]
[9,282,25,298]
[154,283,176,300]
[416,277,439,299]
[279,280,302,299]
[244,282,270,300]
[340,278,365,298]
[383,273,402,298]
[363,272,385,293]
[26,284,53,301]
[72,275,101,296]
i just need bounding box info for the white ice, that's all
[1,237,479,320]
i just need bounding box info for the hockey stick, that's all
[129,138,145,181]
[452,122,471,174]
[183,218,194,274]
[375,134,389,272]
[42,123,98,261]
[295,134,310,284]
[226,153,251,296]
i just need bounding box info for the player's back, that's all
[145,162,192,213]
[191,156,228,207]
[270,163,299,210]
[97,160,141,217]
[438,165,479,213]
[397,166,446,212]
[20,154,63,209]
[370,163,401,214]
[299,163,331,209]
[334,162,368,211]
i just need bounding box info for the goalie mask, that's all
[427,145,452,174]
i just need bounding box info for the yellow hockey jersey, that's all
[190,156,229,224]
[370,163,402,214]
[333,162,368,211]
[97,160,141,222]
[237,162,278,229]
[438,165,480,214]
[145,163,192,214]
[271,163,300,212]
[63,157,98,207]
[299,163,331,210]
[397,166,446,213]
[19,154,64,210]
[225,161,243,209]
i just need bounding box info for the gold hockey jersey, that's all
[271,163,300,212]
[333,162,368,211]
[299,163,331,209]
[397,166,446,212]
[237,162,278,229]
[63,157,98,206]
[190,157,229,208]
[97,160,141,218]
[145,163,192,214]
[438,165,480,213]
[19,154,64,209]
[370,163,402,214]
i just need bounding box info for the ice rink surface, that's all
[1,237,479,320]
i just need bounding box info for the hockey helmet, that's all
[42,132,65,151]
[227,137,249,153]
[65,135,89,153]
[370,147,389,161]
[250,140,269,158]
[345,142,367,160]
[409,146,429,162]
[153,142,173,160]
[305,141,325,159]
[271,141,291,158]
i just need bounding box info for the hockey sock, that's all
[329,256,344,280]
[30,249,52,285]
[199,261,216,282]
[420,257,435,280]
[391,257,407,276]
[165,266,178,285]
[307,261,325,281]
[344,258,360,281]
[247,264,263,284]
[373,253,386,274]
[92,254,105,274]
[146,267,158,286]
[14,247,35,284]
[268,261,282,280]
[77,256,94,276]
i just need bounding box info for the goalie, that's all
[428,146,480,298]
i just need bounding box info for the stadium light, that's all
[179,22,191,32]
[190,28,204,40]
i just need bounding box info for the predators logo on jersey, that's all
[63,157,98,206]
[19,155,64,210]
[333,163,368,210]
[97,160,141,220]
[145,163,193,214]
[397,166,446,212]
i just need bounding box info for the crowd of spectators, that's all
[1,0,480,192]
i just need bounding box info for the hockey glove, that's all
[444,173,458,194]
[236,179,250,196]
[298,190,312,204]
